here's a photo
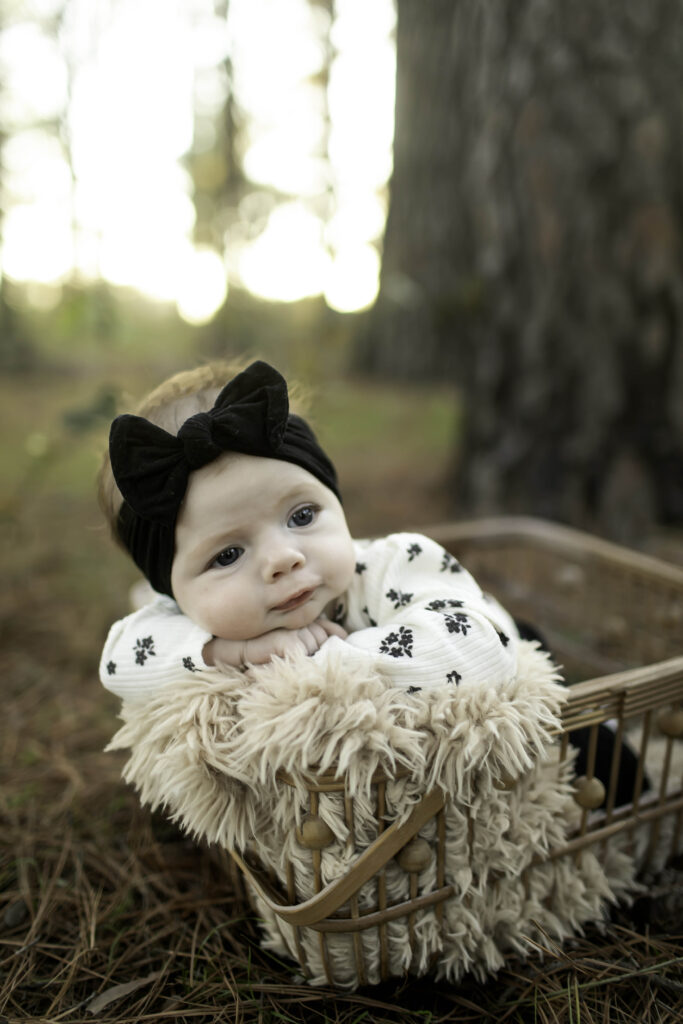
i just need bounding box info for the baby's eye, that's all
[288,504,317,528]
[212,546,243,568]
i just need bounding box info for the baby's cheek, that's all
[338,539,357,590]
[204,602,243,640]
[182,583,231,636]
[207,590,263,641]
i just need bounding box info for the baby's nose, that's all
[264,544,305,580]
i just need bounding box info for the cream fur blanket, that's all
[107,640,639,988]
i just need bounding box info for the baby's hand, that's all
[295,615,348,652]
[244,616,347,663]
[205,616,347,670]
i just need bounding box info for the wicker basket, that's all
[228,518,683,985]
[428,517,683,870]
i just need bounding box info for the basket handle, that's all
[229,787,446,927]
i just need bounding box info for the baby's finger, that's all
[307,622,329,647]
[296,627,318,655]
[319,618,348,640]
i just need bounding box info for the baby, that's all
[99,360,519,701]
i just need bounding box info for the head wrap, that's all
[109,360,340,596]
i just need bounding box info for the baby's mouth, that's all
[273,588,316,612]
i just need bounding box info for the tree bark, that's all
[363,0,683,540]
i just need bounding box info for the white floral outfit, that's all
[100,532,519,701]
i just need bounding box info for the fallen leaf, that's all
[86,971,163,1015]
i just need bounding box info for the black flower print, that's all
[362,606,378,627]
[497,630,510,647]
[426,598,464,612]
[440,552,462,573]
[355,561,367,575]
[407,542,422,562]
[379,626,414,658]
[446,670,462,685]
[407,685,422,694]
[386,588,413,610]
[183,657,197,672]
[134,636,156,665]
[443,612,471,636]
[106,661,116,676]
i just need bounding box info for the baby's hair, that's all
[97,357,310,547]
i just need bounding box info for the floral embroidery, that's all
[426,603,470,635]
[386,588,413,610]
[355,562,367,574]
[443,612,471,636]
[106,661,116,676]
[446,670,462,684]
[407,542,422,562]
[497,630,510,647]
[407,685,422,694]
[183,657,197,672]
[134,636,156,665]
[379,626,414,658]
[440,551,462,573]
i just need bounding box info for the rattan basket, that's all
[428,517,683,865]
[226,517,683,985]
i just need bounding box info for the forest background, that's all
[1,1,683,1021]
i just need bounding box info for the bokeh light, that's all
[0,0,396,314]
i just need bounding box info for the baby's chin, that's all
[273,607,322,631]
[272,595,334,631]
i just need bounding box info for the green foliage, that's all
[0,292,38,372]
[62,386,120,435]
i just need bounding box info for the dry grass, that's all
[2,360,682,1023]
[3,800,683,1023]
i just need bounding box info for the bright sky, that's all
[0,0,396,322]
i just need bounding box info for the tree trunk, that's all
[363,0,683,541]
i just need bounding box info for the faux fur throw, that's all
[107,640,639,988]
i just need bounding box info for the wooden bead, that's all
[396,837,432,873]
[657,708,683,739]
[296,815,335,850]
[573,776,605,810]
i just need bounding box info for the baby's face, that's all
[170,453,356,642]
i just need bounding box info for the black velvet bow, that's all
[109,360,339,595]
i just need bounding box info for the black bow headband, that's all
[110,360,340,596]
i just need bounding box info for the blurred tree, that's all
[191,0,337,351]
[185,0,245,255]
[0,22,34,372]
[363,0,683,541]
[0,0,70,369]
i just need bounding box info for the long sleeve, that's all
[328,533,519,691]
[99,595,219,701]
